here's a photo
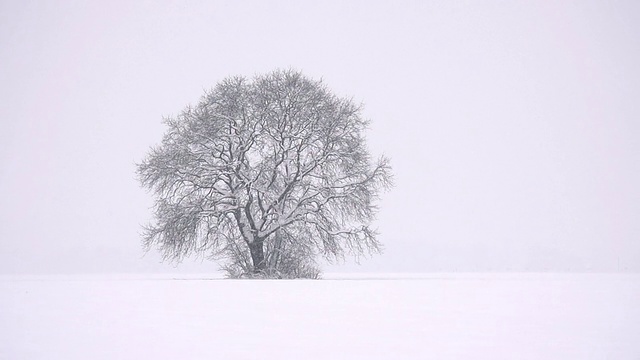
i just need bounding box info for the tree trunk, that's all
[248,241,266,273]
[269,229,283,270]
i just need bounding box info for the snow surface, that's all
[1,273,638,359]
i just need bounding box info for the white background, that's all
[1,1,639,274]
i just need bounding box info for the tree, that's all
[137,69,392,278]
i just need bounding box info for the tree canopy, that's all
[138,69,392,278]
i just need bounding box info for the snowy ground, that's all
[1,273,638,359]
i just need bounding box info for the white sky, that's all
[1,0,639,273]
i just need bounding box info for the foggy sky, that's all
[1,0,639,273]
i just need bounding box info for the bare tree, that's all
[137,69,392,278]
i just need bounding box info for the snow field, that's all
[1,274,638,359]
